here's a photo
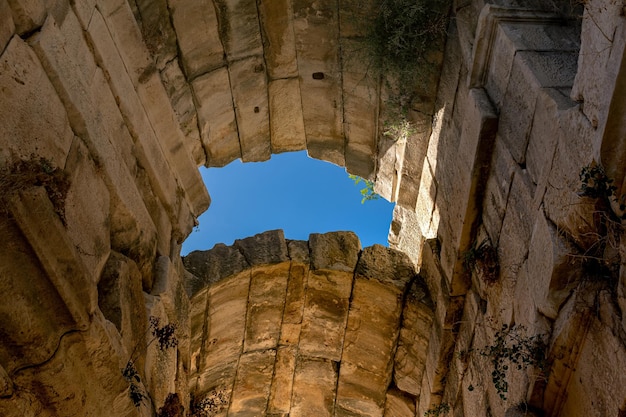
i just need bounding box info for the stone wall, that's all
[183,230,434,417]
[2,0,626,416]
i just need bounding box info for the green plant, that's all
[190,389,229,417]
[0,156,70,223]
[477,324,547,401]
[424,402,450,417]
[348,174,380,203]
[463,239,499,284]
[121,316,179,407]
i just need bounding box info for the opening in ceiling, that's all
[181,151,394,255]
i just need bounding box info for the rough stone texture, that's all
[234,229,289,266]
[309,231,361,272]
[268,78,307,153]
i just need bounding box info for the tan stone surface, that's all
[215,0,263,61]
[268,344,297,414]
[309,231,361,272]
[192,67,241,167]
[283,262,308,324]
[268,78,307,153]
[0,36,73,168]
[383,388,415,417]
[291,358,337,417]
[258,0,298,79]
[234,229,289,266]
[6,0,45,35]
[169,0,224,80]
[229,55,271,162]
[229,350,276,415]
[0,1,15,52]
[244,263,290,352]
[299,270,353,361]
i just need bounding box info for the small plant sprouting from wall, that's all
[348,174,380,203]
[122,316,179,407]
[190,389,229,417]
[0,156,70,223]
[463,239,500,285]
[424,402,450,417]
[477,324,547,401]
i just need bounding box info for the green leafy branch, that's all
[348,174,380,204]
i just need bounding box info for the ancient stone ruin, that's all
[1,0,625,416]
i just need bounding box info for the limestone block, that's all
[337,277,406,416]
[86,10,180,214]
[0,36,73,167]
[30,15,158,284]
[234,229,289,266]
[527,211,581,319]
[293,0,344,166]
[215,0,263,61]
[397,113,431,210]
[498,169,536,282]
[183,243,249,294]
[355,245,416,291]
[388,204,425,267]
[0,1,14,53]
[299,270,353,361]
[498,53,540,164]
[383,388,415,417]
[342,38,378,179]
[202,273,250,374]
[228,55,271,162]
[526,88,575,186]
[10,187,95,325]
[258,0,298,79]
[6,0,45,35]
[287,239,310,263]
[338,0,376,38]
[192,67,241,167]
[571,0,624,127]
[283,262,308,324]
[394,281,435,396]
[415,158,437,238]
[133,0,177,69]
[375,131,405,203]
[244,263,290,352]
[64,137,110,280]
[152,256,189,328]
[268,345,297,414]
[543,106,596,250]
[309,231,361,272]
[70,0,95,27]
[144,295,177,411]
[169,0,224,79]
[0,217,76,375]
[0,365,11,398]
[6,315,138,417]
[268,78,307,153]
[98,252,147,363]
[482,23,517,107]
[229,350,276,415]
[160,60,204,165]
[189,288,207,378]
[291,358,337,417]
[482,136,515,245]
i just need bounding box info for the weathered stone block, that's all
[293,0,344,166]
[336,363,386,417]
[0,1,15,53]
[309,231,361,272]
[383,388,415,417]
[0,36,73,168]
[268,345,297,414]
[299,270,353,361]
[375,131,405,203]
[229,350,276,415]
[234,229,289,266]
[228,55,271,162]
[355,245,416,290]
[6,0,45,35]
[160,59,204,165]
[0,217,76,375]
[189,287,207,377]
[134,0,177,69]
[287,239,310,264]
[192,67,241,167]
[283,262,308,324]
[169,0,224,79]
[215,0,264,60]
[183,243,249,294]
[258,0,298,79]
[244,263,290,352]
[527,211,581,319]
[482,136,515,245]
[98,252,147,363]
[64,137,110,280]
[291,358,337,417]
[268,78,307,153]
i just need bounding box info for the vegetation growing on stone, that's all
[463,239,500,285]
[424,402,450,416]
[190,389,229,417]
[0,156,70,223]
[477,324,547,401]
[348,174,380,203]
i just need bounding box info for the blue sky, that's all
[182,151,395,254]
